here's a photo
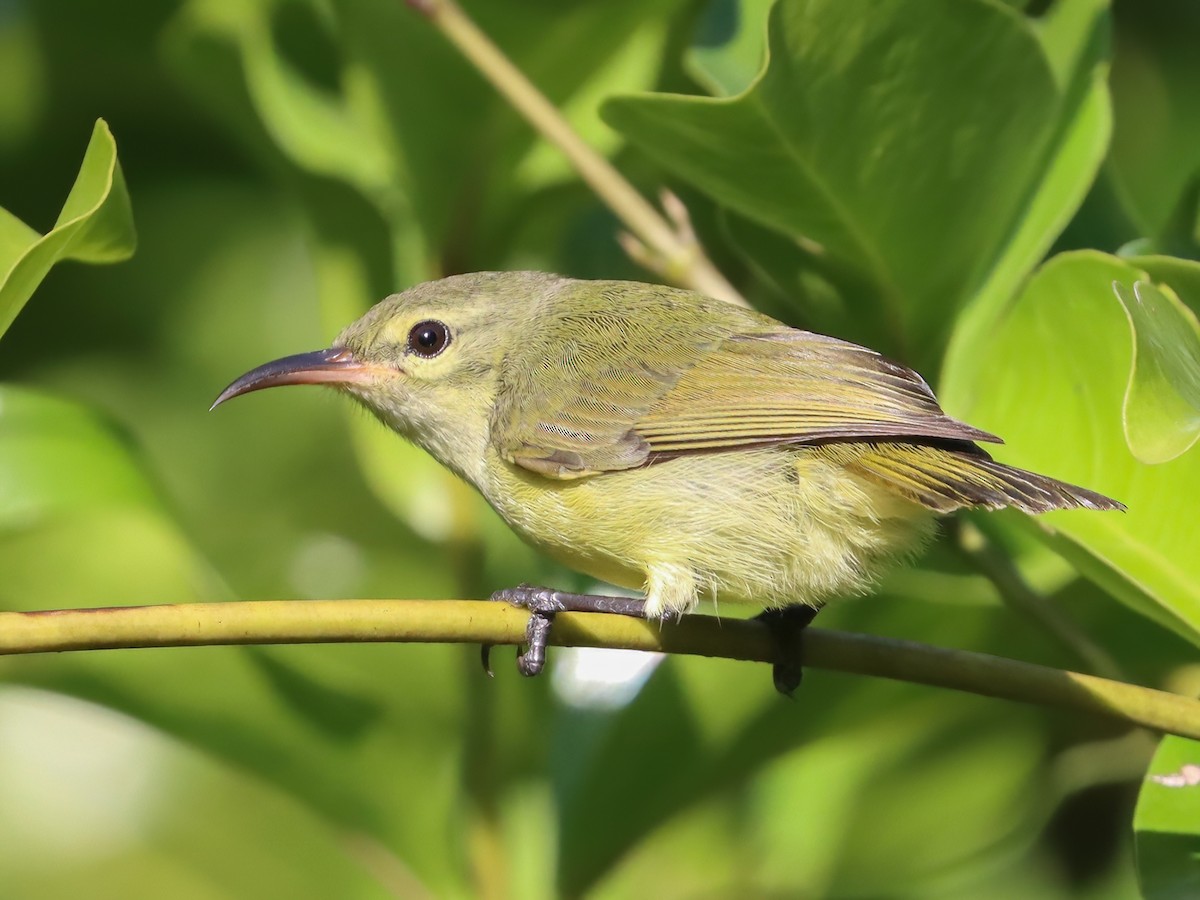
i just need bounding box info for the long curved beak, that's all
[210,347,373,410]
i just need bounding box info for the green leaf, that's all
[0,119,136,338]
[941,0,1113,401]
[941,251,1200,644]
[0,386,158,527]
[1034,0,1110,90]
[1109,0,1200,237]
[553,596,1057,896]
[605,0,1065,361]
[167,0,684,276]
[686,0,773,97]
[169,0,392,198]
[1136,736,1200,900]
[1114,280,1200,463]
[1135,254,1200,308]
[511,18,671,191]
[0,178,475,895]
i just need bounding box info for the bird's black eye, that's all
[407,320,451,358]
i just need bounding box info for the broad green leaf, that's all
[942,0,1112,403]
[0,119,136,338]
[1136,736,1200,900]
[1114,280,1200,463]
[0,386,158,527]
[941,251,1200,644]
[605,0,1063,362]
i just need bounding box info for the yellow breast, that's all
[478,444,933,616]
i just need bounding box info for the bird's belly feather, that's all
[481,445,934,616]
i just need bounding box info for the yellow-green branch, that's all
[2,599,1198,740]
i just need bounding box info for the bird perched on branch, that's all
[213,272,1121,692]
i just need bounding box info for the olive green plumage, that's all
[217,271,1122,618]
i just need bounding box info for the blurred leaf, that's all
[0,3,46,153]
[242,647,385,740]
[167,0,684,273]
[0,119,135,338]
[685,0,772,97]
[176,0,392,196]
[553,595,1050,896]
[1120,180,1200,260]
[1136,254,1200,307]
[0,175,476,894]
[511,18,670,192]
[1114,280,1200,464]
[1035,0,1110,88]
[0,687,396,900]
[4,622,471,896]
[942,0,1112,398]
[719,211,838,325]
[1109,0,1200,237]
[823,706,1046,896]
[0,386,158,527]
[605,0,1066,364]
[942,250,1200,644]
[1136,736,1200,900]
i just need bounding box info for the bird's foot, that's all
[754,605,820,697]
[482,585,648,678]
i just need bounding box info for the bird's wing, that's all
[633,330,999,457]
[491,306,998,480]
[488,293,727,478]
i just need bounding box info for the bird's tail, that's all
[830,443,1124,514]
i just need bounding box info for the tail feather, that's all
[834,444,1125,514]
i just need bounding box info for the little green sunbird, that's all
[213,272,1122,689]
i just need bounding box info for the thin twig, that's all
[3,600,1199,740]
[407,0,747,307]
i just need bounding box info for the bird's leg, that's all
[482,585,648,678]
[754,605,820,697]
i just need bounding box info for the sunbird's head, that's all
[212,272,561,474]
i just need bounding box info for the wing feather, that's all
[636,333,998,455]
[489,281,997,478]
[825,444,1125,513]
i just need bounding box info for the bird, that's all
[212,271,1122,692]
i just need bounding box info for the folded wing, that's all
[490,293,996,479]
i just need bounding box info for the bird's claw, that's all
[479,585,649,680]
[480,585,568,679]
[516,610,554,677]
